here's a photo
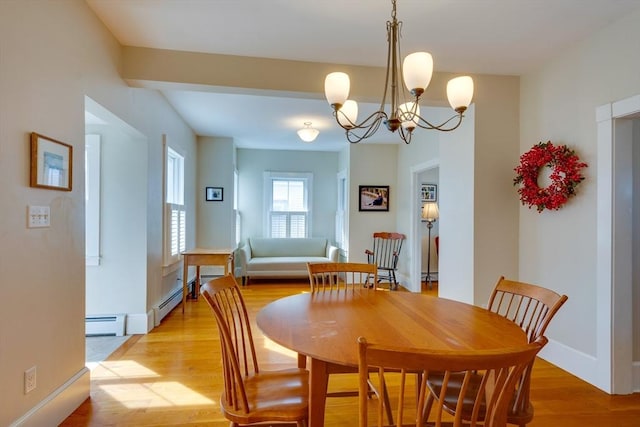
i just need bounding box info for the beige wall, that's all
[0,1,196,424]
[520,7,640,388]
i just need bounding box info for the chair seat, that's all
[222,368,309,424]
[427,368,535,424]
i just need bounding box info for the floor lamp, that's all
[422,202,439,289]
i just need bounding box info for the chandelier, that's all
[324,0,474,144]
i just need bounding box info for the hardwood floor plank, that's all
[61,280,640,426]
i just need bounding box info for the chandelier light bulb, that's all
[297,122,319,142]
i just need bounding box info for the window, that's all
[264,172,312,238]
[164,146,185,266]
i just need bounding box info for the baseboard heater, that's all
[85,314,126,337]
[153,277,196,326]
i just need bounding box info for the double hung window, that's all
[164,147,185,265]
[265,172,312,238]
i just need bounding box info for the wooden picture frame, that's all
[421,183,437,202]
[206,186,223,201]
[30,132,72,191]
[359,185,389,211]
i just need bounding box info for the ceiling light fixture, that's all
[324,0,474,144]
[297,122,320,142]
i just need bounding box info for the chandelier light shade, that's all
[297,122,320,142]
[324,0,474,144]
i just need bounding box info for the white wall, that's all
[0,1,196,425]
[85,124,147,318]
[197,137,236,249]
[236,148,339,242]
[520,6,640,389]
[348,144,398,263]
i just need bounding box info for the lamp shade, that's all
[399,102,420,130]
[422,202,439,222]
[447,76,474,113]
[297,122,319,142]
[337,99,358,128]
[325,72,350,107]
[403,52,433,94]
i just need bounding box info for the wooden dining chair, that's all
[358,336,547,427]
[200,274,309,426]
[307,261,377,291]
[306,262,393,423]
[365,232,406,290]
[425,276,568,426]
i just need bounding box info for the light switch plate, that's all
[28,205,50,228]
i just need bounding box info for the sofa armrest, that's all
[327,244,340,262]
[234,245,252,277]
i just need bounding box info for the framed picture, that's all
[421,183,437,202]
[206,186,223,201]
[30,132,73,191]
[359,185,389,211]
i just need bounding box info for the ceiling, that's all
[86,0,640,151]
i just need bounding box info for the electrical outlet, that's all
[27,205,50,228]
[24,366,36,394]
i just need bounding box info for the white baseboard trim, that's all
[126,312,154,334]
[633,361,640,393]
[537,337,601,390]
[9,367,90,427]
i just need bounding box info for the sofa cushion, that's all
[247,256,331,272]
[249,237,327,258]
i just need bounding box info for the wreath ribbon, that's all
[513,141,587,212]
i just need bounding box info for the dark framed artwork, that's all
[206,186,223,201]
[30,132,73,191]
[421,183,437,202]
[359,185,389,211]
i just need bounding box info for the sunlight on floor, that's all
[99,381,215,408]
[261,337,298,360]
[91,360,161,380]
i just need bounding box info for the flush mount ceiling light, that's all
[297,122,320,142]
[324,0,474,144]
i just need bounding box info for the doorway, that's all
[409,159,439,293]
[84,96,149,341]
[596,95,640,394]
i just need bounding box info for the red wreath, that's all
[513,141,587,212]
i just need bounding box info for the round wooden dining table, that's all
[256,288,527,426]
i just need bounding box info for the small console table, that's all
[181,248,234,313]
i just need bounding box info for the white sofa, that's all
[235,237,339,284]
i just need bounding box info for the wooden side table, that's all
[181,248,234,313]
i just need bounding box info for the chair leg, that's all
[422,386,435,424]
[297,353,307,369]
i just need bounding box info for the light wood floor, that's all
[62,280,640,426]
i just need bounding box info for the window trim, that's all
[263,171,313,238]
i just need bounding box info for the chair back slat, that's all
[358,336,547,427]
[365,232,406,289]
[369,232,405,270]
[308,262,377,291]
[201,275,259,414]
[487,276,568,421]
[488,277,568,343]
